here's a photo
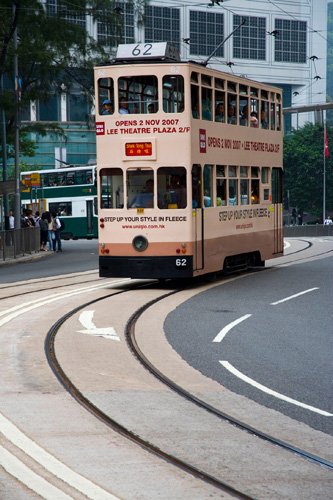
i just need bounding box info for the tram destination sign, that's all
[116,43,180,62]
[125,142,153,157]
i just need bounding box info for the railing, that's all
[0,228,40,261]
[284,225,333,237]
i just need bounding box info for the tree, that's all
[0,0,137,161]
[284,123,333,218]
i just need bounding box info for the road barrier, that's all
[0,227,40,261]
[284,225,333,237]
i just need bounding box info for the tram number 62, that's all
[175,258,187,267]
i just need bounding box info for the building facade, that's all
[23,0,328,169]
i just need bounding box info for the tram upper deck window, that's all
[202,87,212,121]
[163,75,184,113]
[191,84,199,119]
[227,94,237,124]
[157,167,187,209]
[118,75,158,114]
[127,168,154,208]
[100,168,123,209]
[98,78,114,116]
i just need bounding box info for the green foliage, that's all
[0,0,131,161]
[284,123,333,216]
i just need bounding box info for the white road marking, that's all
[212,314,252,343]
[284,240,291,249]
[270,287,319,305]
[0,445,72,500]
[0,414,119,499]
[78,310,120,341]
[0,278,133,498]
[220,361,333,417]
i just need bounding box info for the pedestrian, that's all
[39,212,49,251]
[34,210,41,227]
[297,209,303,225]
[291,208,297,226]
[45,211,53,250]
[9,209,14,229]
[51,211,62,252]
[324,215,333,225]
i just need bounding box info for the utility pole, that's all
[1,74,9,229]
[13,4,21,228]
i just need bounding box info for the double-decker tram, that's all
[95,42,283,279]
[21,165,98,239]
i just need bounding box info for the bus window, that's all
[216,165,226,206]
[163,75,184,113]
[49,202,72,216]
[157,167,187,209]
[127,169,154,208]
[192,164,202,208]
[98,78,114,116]
[203,164,213,207]
[100,168,123,209]
[191,84,199,119]
[202,87,212,121]
[240,166,249,205]
[118,75,158,114]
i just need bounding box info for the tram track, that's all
[45,285,253,499]
[1,238,332,498]
[43,267,332,498]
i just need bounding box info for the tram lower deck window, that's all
[100,168,123,209]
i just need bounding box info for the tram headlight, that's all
[132,235,148,252]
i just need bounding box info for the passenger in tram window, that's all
[148,103,155,113]
[260,109,268,129]
[101,99,113,115]
[227,105,236,124]
[215,102,225,122]
[240,105,249,126]
[250,111,259,127]
[192,103,199,118]
[130,179,154,208]
[119,97,129,114]
[166,175,186,209]
[202,101,212,121]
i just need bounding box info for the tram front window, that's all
[127,169,154,208]
[157,167,187,209]
[100,168,123,209]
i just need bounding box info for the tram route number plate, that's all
[175,257,188,268]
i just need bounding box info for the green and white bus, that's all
[21,165,98,239]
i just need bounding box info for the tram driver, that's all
[130,179,154,208]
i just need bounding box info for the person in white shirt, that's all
[9,210,14,229]
[324,215,333,225]
[119,97,129,114]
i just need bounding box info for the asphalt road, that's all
[165,256,333,435]
[0,239,99,283]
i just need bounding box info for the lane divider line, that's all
[212,314,252,343]
[220,361,333,417]
[270,287,319,305]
